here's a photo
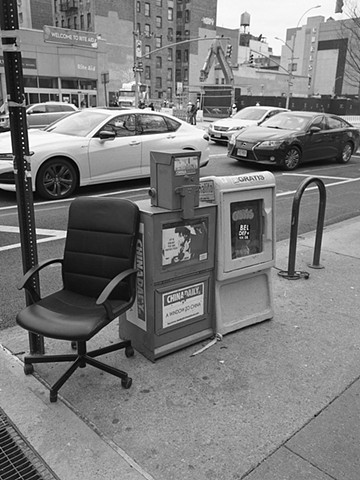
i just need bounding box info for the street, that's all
[1,142,360,329]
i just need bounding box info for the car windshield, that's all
[44,110,109,136]
[261,113,310,131]
[232,107,270,121]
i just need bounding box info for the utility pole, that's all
[0,0,44,354]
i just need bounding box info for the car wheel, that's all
[336,142,353,164]
[283,146,301,170]
[36,158,78,200]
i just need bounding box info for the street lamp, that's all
[277,5,321,109]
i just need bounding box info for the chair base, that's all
[23,339,134,402]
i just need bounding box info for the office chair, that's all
[16,196,140,402]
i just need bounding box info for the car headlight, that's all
[229,133,237,144]
[230,126,245,131]
[258,140,284,148]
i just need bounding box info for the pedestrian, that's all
[186,101,195,124]
[231,104,237,117]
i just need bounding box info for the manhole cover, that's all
[0,408,59,480]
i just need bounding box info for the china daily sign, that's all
[43,25,98,49]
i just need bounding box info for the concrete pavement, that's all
[0,216,360,479]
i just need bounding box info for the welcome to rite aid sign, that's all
[43,25,99,49]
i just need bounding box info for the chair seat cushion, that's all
[16,289,126,341]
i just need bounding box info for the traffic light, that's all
[249,52,254,64]
[335,0,343,13]
[226,44,233,57]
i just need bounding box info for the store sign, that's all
[0,56,36,69]
[43,25,99,49]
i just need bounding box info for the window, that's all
[80,14,84,30]
[168,28,173,41]
[144,24,151,37]
[137,114,169,134]
[156,56,162,68]
[327,116,345,129]
[144,3,150,16]
[145,66,151,80]
[167,48,173,61]
[87,13,91,29]
[61,78,78,89]
[155,36,162,48]
[67,17,71,28]
[74,16,77,29]
[28,104,46,114]
[136,1,141,13]
[185,9,190,22]
[176,50,181,62]
[184,49,189,62]
[168,8,173,20]
[167,68,173,81]
[156,0,162,5]
[101,115,136,137]
[184,68,188,81]
[24,76,38,88]
[145,45,151,58]
[156,16,162,28]
[38,77,58,88]
[311,116,326,130]
[156,77,162,89]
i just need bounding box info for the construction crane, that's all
[200,39,234,84]
[200,38,234,104]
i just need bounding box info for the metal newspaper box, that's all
[200,172,276,335]
[121,151,216,361]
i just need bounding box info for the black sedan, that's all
[227,111,360,170]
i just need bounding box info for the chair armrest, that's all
[96,268,137,305]
[18,258,63,291]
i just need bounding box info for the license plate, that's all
[214,133,221,138]
[237,148,247,157]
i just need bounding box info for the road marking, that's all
[277,176,360,197]
[282,173,351,180]
[0,225,66,252]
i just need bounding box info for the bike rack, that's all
[278,176,326,280]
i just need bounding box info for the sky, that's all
[216,0,347,55]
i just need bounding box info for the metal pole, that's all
[0,0,44,354]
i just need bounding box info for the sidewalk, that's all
[1,216,360,480]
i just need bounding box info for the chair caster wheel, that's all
[125,345,134,358]
[24,363,34,375]
[122,377,132,389]
[71,341,77,350]
[50,391,58,403]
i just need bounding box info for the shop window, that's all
[39,77,58,88]
[61,78,79,89]
[24,76,38,88]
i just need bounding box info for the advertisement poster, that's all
[162,283,204,328]
[230,200,263,259]
[162,218,208,266]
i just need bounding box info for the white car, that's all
[0,101,78,132]
[0,108,210,200]
[208,106,288,143]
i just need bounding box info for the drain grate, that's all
[0,408,59,480]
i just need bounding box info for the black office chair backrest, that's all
[62,197,140,299]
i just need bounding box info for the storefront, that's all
[0,26,107,108]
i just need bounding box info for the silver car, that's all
[0,101,78,131]
[208,106,288,143]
